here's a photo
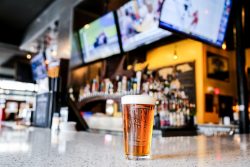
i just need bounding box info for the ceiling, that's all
[0,0,249,48]
[0,0,126,46]
[0,0,55,78]
[74,0,128,29]
[0,0,249,78]
[76,0,128,15]
[0,0,55,46]
[0,43,28,78]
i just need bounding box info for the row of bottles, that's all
[78,71,143,101]
[142,71,196,128]
[77,69,196,128]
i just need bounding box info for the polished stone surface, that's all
[0,127,250,167]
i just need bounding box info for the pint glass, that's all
[121,95,156,160]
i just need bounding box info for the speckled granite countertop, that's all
[0,127,249,167]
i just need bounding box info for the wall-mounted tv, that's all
[70,32,83,68]
[31,52,47,81]
[117,0,172,52]
[79,12,121,63]
[159,0,232,47]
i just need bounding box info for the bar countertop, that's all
[0,127,250,167]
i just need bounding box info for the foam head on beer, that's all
[121,95,156,105]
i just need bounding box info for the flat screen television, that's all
[79,12,121,63]
[159,0,232,47]
[117,0,171,52]
[31,52,47,81]
[70,32,83,68]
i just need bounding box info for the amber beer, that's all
[121,95,156,160]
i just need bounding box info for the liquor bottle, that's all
[136,71,142,94]
[91,79,96,93]
[169,92,176,112]
[114,75,120,93]
[122,76,127,93]
[154,101,161,129]
[132,78,137,94]
[127,78,133,93]
[109,82,114,94]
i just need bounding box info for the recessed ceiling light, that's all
[26,54,31,59]
[222,43,227,50]
[84,24,90,29]
[173,54,178,60]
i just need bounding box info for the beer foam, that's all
[121,95,156,105]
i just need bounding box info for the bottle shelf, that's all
[77,92,137,109]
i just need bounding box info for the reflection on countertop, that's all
[0,127,250,167]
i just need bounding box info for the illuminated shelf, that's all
[78,92,137,109]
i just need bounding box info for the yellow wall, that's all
[144,39,238,124]
[203,46,237,123]
[246,49,250,68]
[70,62,102,87]
[145,39,205,123]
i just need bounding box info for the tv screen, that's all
[31,53,47,81]
[79,12,121,63]
[159,0,232,46]
[70,33,83,68]
[117,0,171,52]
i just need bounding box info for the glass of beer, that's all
[121,95,156,160]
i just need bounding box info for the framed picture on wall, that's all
[207,51,229,82]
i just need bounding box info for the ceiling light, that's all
[84,24,90,29]
[173,55,178,60]
[26,54,31,59]
[173,45,178,60]
[44,60,49,65]
[222,43,227,50]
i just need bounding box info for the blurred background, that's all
[0,0,249,136]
